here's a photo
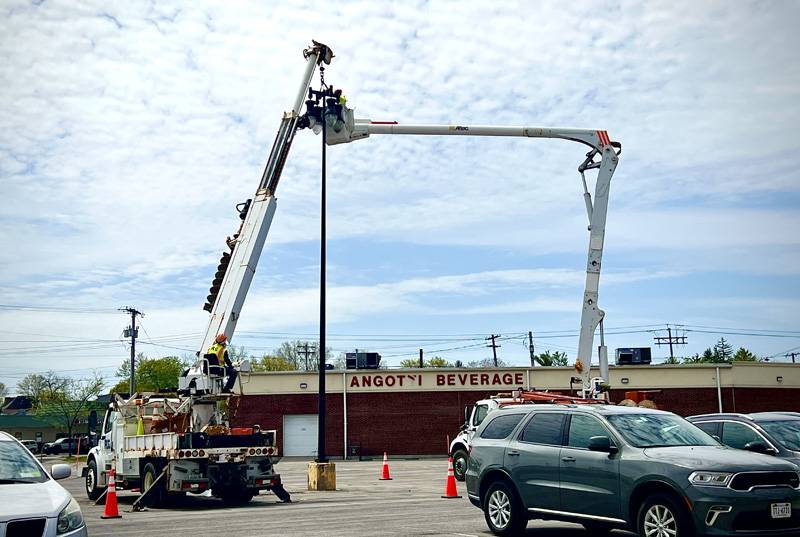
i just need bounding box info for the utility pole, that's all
[528,331,535,367]
[486,334,501,367]
[653,325,687,360]
[786,352,798,364]
[119,307,144,395]
[299,342,315,371]
[419,348,424,368]
[317,102,327,464]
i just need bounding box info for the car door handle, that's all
[507,450,520,456]
[561,456,576,463]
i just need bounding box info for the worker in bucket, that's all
[207,333,238,392]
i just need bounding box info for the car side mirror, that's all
[744,441,777,455]
[588,435,618,454]
[50,464,72,480]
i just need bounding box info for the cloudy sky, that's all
[1,0,799,392]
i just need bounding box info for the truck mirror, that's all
[464,406,471,424]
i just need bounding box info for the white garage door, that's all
[283,414,318,457]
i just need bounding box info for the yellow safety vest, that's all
[208,343,226,365]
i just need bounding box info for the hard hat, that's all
[215,333,227,344]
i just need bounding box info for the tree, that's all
[426,356,453,368]
[467,357,509,368]
[275,341,333,371]
[662,356,680,365]
[682,353,702,364]
[111,355,188,394]
[713,338,734,361]
[400,358,423,368]
[702,348,717,362]
[31,371,105,438]
[0,382,7,398]
[534,351,569,367]
[17,373,50,403]
[251,355,297,372]
[733,347,758,362]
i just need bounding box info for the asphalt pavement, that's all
[59,458,634,537]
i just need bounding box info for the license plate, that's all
[771,502,791,519]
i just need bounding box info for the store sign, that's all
[347,371,526,391]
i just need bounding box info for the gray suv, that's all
[466,404,800,536]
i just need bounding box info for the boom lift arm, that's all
[317,107,621,397]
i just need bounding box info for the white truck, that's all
[84,393,289,506]
[448,389,608,480]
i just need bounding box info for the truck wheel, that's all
[637,493,694,537]
[452,449,468,481]
[483,481,526,536]
[141,462,165,508]
[219,488,255,506]
[85,459,102,501]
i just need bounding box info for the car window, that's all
[103,410,116,435]
[607,413,717,448]
[473,405,489,427]
[520,412,566,445]
[480,414,525,440]
[0,439,47,483]
[760,420,800,451]
[693,421,720,438]
[722,422,765,449]
[567,414,613,449]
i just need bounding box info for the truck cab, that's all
[449,398,500,481]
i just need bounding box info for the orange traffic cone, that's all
[101,466,122,519]
[379,451,392,480]
[441,457,462,498]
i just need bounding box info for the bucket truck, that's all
[84,41,336,508]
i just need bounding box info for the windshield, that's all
[760,420,800,451]
[607,413,719,448]
[0,439,47,483]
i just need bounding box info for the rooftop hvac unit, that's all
[615,347,652,365]
[345,351,381,369]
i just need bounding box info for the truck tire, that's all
[85,459,102,501]
[141,462,165,508]
[452,449,468,481]
[218,488,255,506]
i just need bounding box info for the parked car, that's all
[466,404,800,536]
[688,412,800,465]
[20,439,42,454]
[0,431,88,536]
[42,437,88,455]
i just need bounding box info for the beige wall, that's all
[239,363,800,396]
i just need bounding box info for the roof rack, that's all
[493,389,609,406]
[688,412,753,420]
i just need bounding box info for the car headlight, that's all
[688,471,733,487]
[57,497,84,535]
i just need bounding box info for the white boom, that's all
[198,41,333,355]
[326,119,620,397]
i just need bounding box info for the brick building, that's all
[231,362,800,458]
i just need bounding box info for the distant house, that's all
[0,414,61,442]
[1,396,33,415]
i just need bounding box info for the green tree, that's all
[17,373,50,403]
[400,358,423,368]
[30,371,105,438]
[733,347,758,362]
[713,338,734,361]
[111,355,188,394]
[251,355,298,372]
[426,356,453,368]
[534,351,569,366]
[662,356,680,365]
[467,357,509,368]
[275,341,333,371]
[0,382,7,398]
[682,353,702,364]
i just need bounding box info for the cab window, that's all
[103,410,116,435]
[520,412,566,445]
[567,414,613,449]
[473,405,489,427]
[480,414,524,440]
[694,421,720,438]
[722,422,764,449]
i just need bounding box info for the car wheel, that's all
[452,449,468,481]
[141,462,165,508]
[483,481,526,536]
[637,493,694,537]
[85,459,103,500]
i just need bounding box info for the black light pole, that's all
[317,113,327,464]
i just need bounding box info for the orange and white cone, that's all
[441,457,462,498]
[379,451,392,480]
[101,466,122,519]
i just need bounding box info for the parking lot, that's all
[60,458,632,537]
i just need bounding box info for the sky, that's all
[1,0,799,393]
